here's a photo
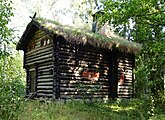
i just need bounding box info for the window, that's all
[27,41,36,52]
[40,37,50,47]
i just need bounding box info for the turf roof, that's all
[17,17,141,54]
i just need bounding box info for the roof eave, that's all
[16,20,38,51]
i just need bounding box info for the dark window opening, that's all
[40,38,50,47]
[27,41,36,52]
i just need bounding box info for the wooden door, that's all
[30,70,36,93]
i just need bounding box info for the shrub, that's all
[0,79,25,119]
[0,53,25,120]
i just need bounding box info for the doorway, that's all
[30,69,36,93]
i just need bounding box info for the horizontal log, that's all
[58,64,110,71]
[118,89,133,92]
[60,88,109,92]
[58,55,75,60]
[37,82,53,85]
[38,65,53,70]
[118,62,132,65]
[26,58,53,66]
[59,84,110,89]
[78,56,111,62]
[118,93,133,96]
[26,50,53,61]
[58,61,76,66]
[37,92,53,95]
[57,56,111,66]
[59,76,110,81]
[118,95,132,98]
[38,61,53,66]
[26,53,53,63]
[60,72,110,77]
[59,47,75,52]
[78,49,102,55]
[125,75,133,78]
[118,90,132,94]
[59,83,109,88]
[58,50,75,55]
[37,85,53,89]
[37,93,53,97]
[38,67,52,75]
[60,79,109,84]
[79,47,101,53]
[118,61,132,65]
[37,78,53,82]
[79,60,110,65]
[118,85,132,89]
[38,75,53,79]
[60,92,109,96]
[118,67,132,71]
[118,83,132,86]
[118,91,133,94]
[118,92,132,95]
[35,30,47,36]
[119,56,132,60]
[58,58,75,63]
[124,77,133,80]
[35,35,52,43]
[31,33,49,41]
[118,77,132,83]
[118,65,132,69]
[59,44,74,49]
[78,54,102,60]
[38,72,53,76]
[37,89,53,93]
[26,44,53,56]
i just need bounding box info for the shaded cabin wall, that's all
[54,36,114,99]
[25,30,54,98]
[117,53,134,98]
[54,36,135,99]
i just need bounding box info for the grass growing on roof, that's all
[35,17,141,54]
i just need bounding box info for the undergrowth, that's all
[14,97,165,120]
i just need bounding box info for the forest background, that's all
[0,0,164,119]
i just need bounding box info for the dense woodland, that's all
[0,0,165,119]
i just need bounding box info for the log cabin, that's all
[16,15,141,100]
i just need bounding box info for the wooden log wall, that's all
[26,67,30,96]
[117,53,134,98]
[55,37,112,99]
[25,30,54,98]
[25,30,134,99]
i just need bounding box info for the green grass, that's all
[15,98,160,120]
[34,17,141,54]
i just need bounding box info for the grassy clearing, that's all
[15,98,162,120]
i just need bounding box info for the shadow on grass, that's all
[16,98,164,120]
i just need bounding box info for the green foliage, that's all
[75,81,101,100]
[0,1,26,119]
[0,51,25,119]
[101,0,165,42]
[0,0,14,44]
[101,0,165,97]
[154,91,165,110]
[135,41,165,97]
[15,98,165,120]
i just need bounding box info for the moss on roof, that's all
[30,18,142,54]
